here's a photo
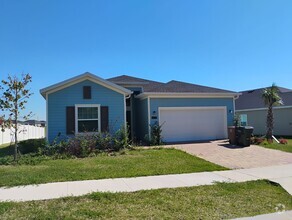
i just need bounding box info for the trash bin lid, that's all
[244,126,254,130]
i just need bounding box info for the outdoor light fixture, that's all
[152,110,157,119]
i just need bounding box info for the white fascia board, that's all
[236,105,292,112]
[40,72,132,99]
[136,92,240,100]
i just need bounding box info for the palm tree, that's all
[262,83,283,140]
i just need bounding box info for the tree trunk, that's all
[14,86,18,163]
[266,105,274,140]
[14,125,18,162]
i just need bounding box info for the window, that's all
[240,114,248,126]
[75,104,100,133]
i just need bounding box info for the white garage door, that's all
[159,107,227,142]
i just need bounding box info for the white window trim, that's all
[75,104,101,134]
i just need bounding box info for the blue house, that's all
[40,72,239,143]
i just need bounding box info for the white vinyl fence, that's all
[0,125,45,145]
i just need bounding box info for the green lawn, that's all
[0,180,291,219]
[260,139,292,153]
[0,148,227,187]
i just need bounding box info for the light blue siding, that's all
[149,98,234,126]
[48,80,125,142]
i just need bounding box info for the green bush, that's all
[0,127,132,163]
[47,126,131,158]
[0,153,48,166]
[145,122,164,146]
[95,132,113,151]
[112,126,131,150]
[0,156,13,165]
[18,138,46,154]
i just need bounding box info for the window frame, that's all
[75,104,101,134]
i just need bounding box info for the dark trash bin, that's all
[228,126,237,145]
[236,126,254,147]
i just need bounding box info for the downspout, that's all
[148,97,151,140]
[233,94,241,126]
[233,94,241,114]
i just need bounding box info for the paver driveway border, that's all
[166,139,292,169]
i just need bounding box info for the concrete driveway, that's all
[167,140,292,169]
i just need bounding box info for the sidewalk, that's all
[233,210,292,220]
[0,164,291,202]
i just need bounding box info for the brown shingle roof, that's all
[108,75,236,93]
[235,86,292,110]
[150,80,235,93]
[108,75,164,92]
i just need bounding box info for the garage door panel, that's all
[159,107,227,142]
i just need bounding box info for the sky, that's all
[0,0,292,120]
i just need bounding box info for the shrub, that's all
[0,153,48,166]
[112,125,131,150]
[0,126,132,161]
[66,134,97,157]
[42,140,65,156]
[146,122,164,146]
[17,154,49,165]
[233,114,240,127]
[95,132,113,151]
[18,138,46,154]
[45,126,132,158]
[254,137,265,145]
[279,138,288,145]
[0,156,13,165]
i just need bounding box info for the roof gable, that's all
[108,75,165,92]
[40,72,132,98]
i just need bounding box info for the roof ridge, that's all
[108,74,165,84]
[240,86,292,93]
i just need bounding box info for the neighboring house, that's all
[235,87,292,136]
[24,120,46,127]
[40,72,239,143]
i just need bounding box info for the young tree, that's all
[262,83,283,141]
[0,74,33,162]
